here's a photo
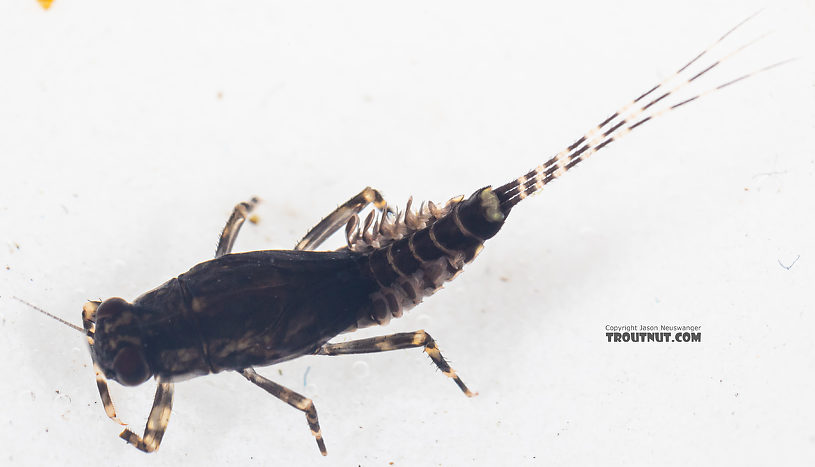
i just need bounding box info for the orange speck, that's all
[37,0,53,10]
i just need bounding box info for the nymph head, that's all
[84,297,152,386]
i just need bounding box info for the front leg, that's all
[86,301,175,453]
[118,382,175,453]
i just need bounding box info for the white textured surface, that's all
[1,1,813,466]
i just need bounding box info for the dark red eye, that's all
[95,297,130,320]
[113,345,151,386]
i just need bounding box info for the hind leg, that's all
[317,330,474,397]
[294,186,389,251]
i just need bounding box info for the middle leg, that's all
[215,197,260,257]
[240,367,328,456]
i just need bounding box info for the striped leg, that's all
[215,197,260,257]
[295,186,389,251]
[118,382,175,453]
[240,368,327,456]
[317,330,474,397]
[85,301,174,453]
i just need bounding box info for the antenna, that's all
[12,296,85,334]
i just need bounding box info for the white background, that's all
[1,1,813,465]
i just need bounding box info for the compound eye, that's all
[95,297,130,320]
[113,345,151,386]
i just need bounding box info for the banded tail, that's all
[344,12,791,332]
[344,12,790,257]
[492,11,790,214]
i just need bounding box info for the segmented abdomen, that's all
[350,187,508,330]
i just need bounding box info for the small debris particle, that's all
[778,255,800,270]
[217,91,223,100]
[249,214,260,224]
[278,369,283,376]
[37,0,53,10]
[499,276,510,282]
